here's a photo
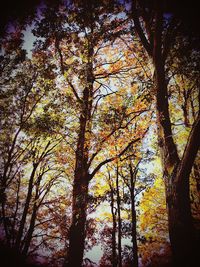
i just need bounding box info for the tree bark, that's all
[22,202,37,257]
[193,162,200,193]
[66,173,89,267]
[22,175,42,257]
[153,4,199,266]
[167,114,200,266]
[132,1,200,265]
[116,164,122,267]
[66,46,94,266]
[129,162,138,267]
[15,162,38,251]
[109,181,118,267]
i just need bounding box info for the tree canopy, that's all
[0,1,199,267]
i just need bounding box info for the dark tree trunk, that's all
[116,164,122,267]
[129,163,138,267]
[22,205,37,257]
[132,1,200,265]
[66,103,91,267]
[182,103,190,127]
[66,51,94,266]
[166,114,200,266]
[67,173,89,267]
[1,192,10,245]
[153,4,199,265]
[193,162,200,193]
[15,162,38,251]
[108,175,118,267]
[22,182,40,258]
[0,129,21,245]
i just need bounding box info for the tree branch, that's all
[66,78,82,104]
[89,138,140,180]
[175,114,200,184]
[131,1,152,57]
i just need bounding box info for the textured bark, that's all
[193,162,200,193]
[66,94,92,266]
[182,103,190,127]
[153,5,199,265]
[132,1,200,265]
[66,42,94,266]
[168,114,200,266]
[67,175,89,267]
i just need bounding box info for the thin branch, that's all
[66,78,82,103]
[89,138,140,180]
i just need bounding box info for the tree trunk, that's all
[182,103,190,127]
[66,173,89,267]
[0,131,20,245]
[166,115,200,266]
[66,54,94,266]
[22,181,42,258]
[116,164,122,267]
[109,177,118,267]
[193,162,200,193]
[66,106,91,267]
[15,162,38,251]
[129,163,138,267]
[153,5,199,265]
[22,198,38,257]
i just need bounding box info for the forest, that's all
[0,1,200,267]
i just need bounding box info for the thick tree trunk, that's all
[132,1,199,265]
[167,115,200,266]
[66,53,94,266]
[67,173,89,267]
[131,200,138,267]
[66,107,91,267]
[22,200,38,257]
[167,178,197,266]
[153,6,199,265]
[0,132,20,245]
[193,162,200,193]
[1,186,10,246]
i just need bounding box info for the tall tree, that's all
[33,1,146,266]
[107,169,118,267]
[128,0,200,265]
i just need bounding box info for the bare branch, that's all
[89,138,140,180]
[66,78,82,103]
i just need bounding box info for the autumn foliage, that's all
[0,1,199,267]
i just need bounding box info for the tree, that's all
[128,1,200,265]
[107,169,118,267]
[139,157,171,266]
[1,1,199,266]
[0,26,68,266]
[32,1,149,265]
